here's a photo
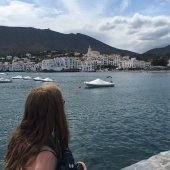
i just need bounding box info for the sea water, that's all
[0,71,170,170]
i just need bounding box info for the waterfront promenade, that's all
[122,150,170,170]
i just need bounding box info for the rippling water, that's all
[0,72,170,170]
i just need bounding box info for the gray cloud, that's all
[100,22,115,31]
[129,14,151,29]
[98,14,170,53]
[153,18,170,27]
[126,29,138,35]
[139,26,170,41]
[99,17,128,31]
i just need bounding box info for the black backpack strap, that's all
[58,148,76,170]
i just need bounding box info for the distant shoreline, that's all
[0,69,170,73]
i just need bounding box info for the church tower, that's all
[87,45,92,58]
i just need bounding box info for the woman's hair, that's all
[4,83,69,170]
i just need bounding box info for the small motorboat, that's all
[0,78,12,83]
[33,77,44,81]
[41,78,53,82]
[12,75,23,79]
[23,76,32,80]
[84,78,115,88]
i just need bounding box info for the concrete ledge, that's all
[121,150,170,170]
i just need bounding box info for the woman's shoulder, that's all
[37,147,56,160]
[33,146,57,170]
[40,146,56,156]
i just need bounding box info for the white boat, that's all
[41,78,53,82]
[33,77,44,81]
[84,78,115,88]
[0,78,12,83]
[12,75,23,79]
[23,76,32,80]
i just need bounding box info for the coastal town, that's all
[0,46,170,72]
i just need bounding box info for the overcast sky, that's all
[1,0,170,53]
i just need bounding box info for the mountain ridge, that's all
[144,45,170,55]
[1,26,170,60]
[0,26,137,56]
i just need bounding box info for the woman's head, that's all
[4,83,69,170]
[22,83,69,147]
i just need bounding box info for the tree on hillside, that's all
[151,58,168,66]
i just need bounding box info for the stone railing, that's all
[122,150,170,170]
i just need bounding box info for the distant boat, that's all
[106,76,112,78]
[33,77,53,82]
[41,78,53,82]
[0,78,12,83]
[12,75,23,79]
[84,78,115,88]
[0,73,5,75]
[33,77,44,81]
[23,76,32,80]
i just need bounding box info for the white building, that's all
[168,59,170,67]
[84,46,122,70]
[118,58,151,69]
[42,57,79,71]
[6,55,13,60]
[34,62,42,71]
[3,62,12,71]
[108,54,121,66]
[13,57,20,62]
[86,46,101,59]
[42,59,57,71]
[12,61,24,71]
[80,60,98,72]
[25,53,31,58]
[24,62,36,71]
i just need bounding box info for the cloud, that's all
[139,26,170,40]
[0,1,63,27]
[98,14,170,53]
[0,1,170,53]
[100,22,115,31]
[0,0,101,32]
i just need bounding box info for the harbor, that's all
[0,71,170,170]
